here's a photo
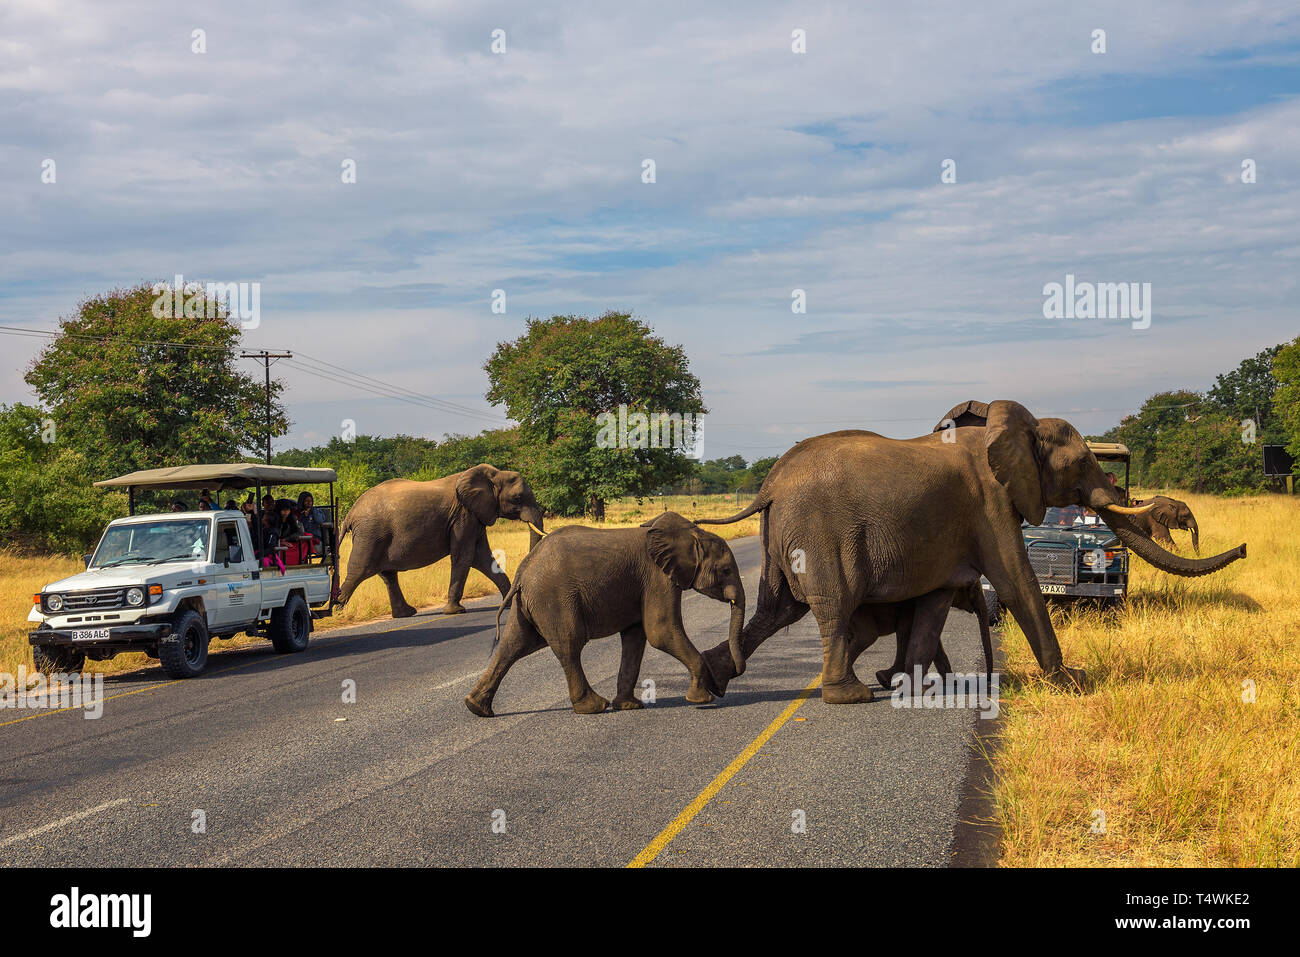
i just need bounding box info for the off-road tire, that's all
[160,609,210,678]
[269,594,311,654]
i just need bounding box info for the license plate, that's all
[71,628,111,642]
[1041,584,1067,595]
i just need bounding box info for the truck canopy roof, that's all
[94,464,337,491]
[1086,442,1130,463]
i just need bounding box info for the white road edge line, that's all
[431,671,481,691]
[0,797,130,849]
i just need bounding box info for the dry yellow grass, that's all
[1,494,759,677]
[995,491,1300,867]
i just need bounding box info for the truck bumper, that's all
[1040,581,1127,598]
[29,622,172,653]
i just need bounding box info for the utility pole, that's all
[241,351,291,464]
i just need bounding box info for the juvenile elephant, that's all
[337,464,544,618]
[696,399,1246,702]
[1131,495,1199,553]
[870,581,996,690]
[464,512,746,717]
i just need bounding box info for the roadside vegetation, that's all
[995,491,1300,866]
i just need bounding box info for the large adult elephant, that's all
[1131,495,1200,553]
[337,464,544,617]
[695,400,1246,702]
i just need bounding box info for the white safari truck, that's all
[28,464,340,679]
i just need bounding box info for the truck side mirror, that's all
[228,545,243,565]
[83,554,92,568]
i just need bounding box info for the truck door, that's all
[211,519,258,629]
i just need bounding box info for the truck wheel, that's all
[160,609,210,678]
[32,645,86,675]
[269,594,311,654]
[983,588,1001,625]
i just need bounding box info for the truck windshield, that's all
[1041,507,1107,528]
[92,520,212,567]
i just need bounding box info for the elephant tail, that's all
[695,495,771,526]
[493,579,522,653]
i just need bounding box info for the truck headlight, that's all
[46,593,63,612]
[126,587,145,607]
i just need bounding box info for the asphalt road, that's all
[0,536,997,867]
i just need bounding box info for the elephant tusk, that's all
[1103,502,1158,516]
[526,522,548,537]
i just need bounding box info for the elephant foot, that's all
[875,667,900,690]
[392,603,418,619]
[1050,666,1087,693]
[572,691,609,715]
[612,695,645,711]
[701,645,736,697]
[821,676,875,704]
[464,693,494,718]
[441,602,467,616]
[685,681,714,706]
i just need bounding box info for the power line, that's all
[0,323,510,428]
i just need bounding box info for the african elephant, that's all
[1131,495,1199,553]
[464,512,745,717]
[695,399,1246,703]
[337,464,544,618]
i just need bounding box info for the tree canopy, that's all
[25,284,286,479]
[484,313,706,517]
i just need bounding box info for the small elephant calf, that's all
[464,512,746,717]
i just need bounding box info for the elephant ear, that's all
[1149,500,1180,528]
[455,464,501,527]
[933,399,990,433]
[642,512,702,589]
[984,400,1046,526]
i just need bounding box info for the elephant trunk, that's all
[1089,491,1243,576]
[1188,520,1200,555]
[522,506,544,550]
[726,584,746,676]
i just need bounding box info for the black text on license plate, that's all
[1041,584,1067,595]
[72,628,110,641]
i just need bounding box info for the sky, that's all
[2,0,1298,461]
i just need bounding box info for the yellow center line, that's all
[627,672,823,868]
[0,611,442,728]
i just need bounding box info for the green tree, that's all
[484,313,706,518]
[1207,345,1285,443]
[1145,409,1268,493]
[1272,336,1300,467]
[749,455,779,489]
[0,403,127,552]
[25,284,286,479]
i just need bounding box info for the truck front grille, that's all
[59,588,126,611]
[1028,546,1077,584]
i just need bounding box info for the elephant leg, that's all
[464,610,547,717]
[554,643,608,715]
[470,531,513,603]
[702,570,808,695]
[644,618,714,705]
[980,545,1078,686]
[612,625,648,710]
[814,605,874,704]
[442,554,474,615]
[900,590,960,695]
[378,570,417,618]
[875,602,917,689]
[1152,525,1176,550]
